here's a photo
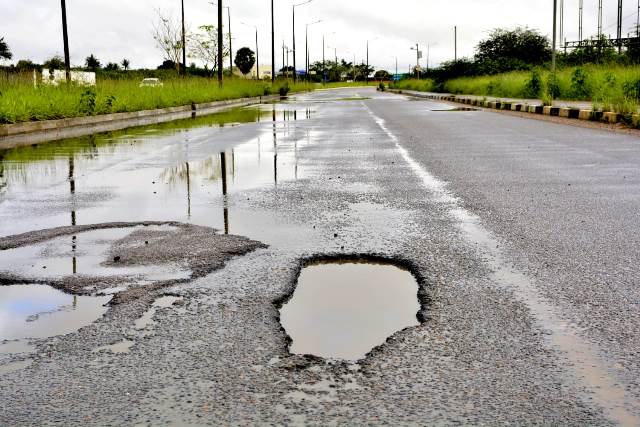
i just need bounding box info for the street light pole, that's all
[217,0,223,85]
[182,0,186,75]
[60,0,71,83]
[227,7,233,73]
[322,35,325,84]
[241,22,260,79]
[552,0,557,72]
[305,20,322,82]
[293,0,314,83]
[271,0,275,83]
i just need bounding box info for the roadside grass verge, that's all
[0,77,319,124]
[391,65,640,114]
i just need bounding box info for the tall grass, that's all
[389,79,437,92]
[0,76,316,124]
[443,65,640,108]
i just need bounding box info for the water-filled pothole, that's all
[279,260,421,361]
[0,284,111,341]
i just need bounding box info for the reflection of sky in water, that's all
[0,105,316,244]
[280,263,420,361]
[0,226,190,281]
[0,285,111,340]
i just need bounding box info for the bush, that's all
[279,82,290,97]
[546,73,561,99]
[378,82,386,92]
[78,88,97,115]
[523,70,543,98]
[570,68,591,99]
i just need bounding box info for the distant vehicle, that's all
[139,78,163,88]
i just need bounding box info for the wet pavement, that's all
[0,88,639,425]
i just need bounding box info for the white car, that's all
[139,78,163,88]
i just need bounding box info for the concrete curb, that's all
[0,95,280,150]
[387,89,637,127]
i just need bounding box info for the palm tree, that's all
[121,58,130,71]
[85,54,101,70]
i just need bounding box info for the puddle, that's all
[134,296,183,331]
[0,226,190,282]
[0,284,111,340]
[0,103,313,242]
[94,339,134,354]
[279,261,421,361]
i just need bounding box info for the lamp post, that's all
[182,0,186,75]
[211,3,232,73]
[217,0,223,85]
[293,0,314,83]
[390,56,397,79]
[410,44,420,79]
[552,0,557,72]
[60,0,71,83]
[271,0,275,83]
[305,20,322,81]
[366,37,378,83]
[321,32,335,84]
[241,22,259,80]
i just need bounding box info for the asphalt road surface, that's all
[1,87,639,425]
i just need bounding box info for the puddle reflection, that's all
[0,104,314,239]
[279,261,421,361]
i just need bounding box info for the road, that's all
[0,87,639,425]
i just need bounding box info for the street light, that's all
[271,0,275,83]
[410,44,421,79]
[366,37,378,82]
[390,56,398,79]
[217,1,223,85]
[293,0,314,83]
[322,32,335,84]
[211,3,233,73]
[241,22,260,80]
[305,20,322,81]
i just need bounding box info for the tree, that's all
[121,59,130,70]
[15,59,38,71]
[474,27,552,74]
[85,54,101,70]
[152,9,184,73]
[374,70,391,80]
[562,35,617,65]
[43,55,65,70]
[105,62,120,71]
[234,47,255,76]
[0,37,11,60]
[188,25,228,76]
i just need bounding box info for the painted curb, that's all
[387,89,635,127]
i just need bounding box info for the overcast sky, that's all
[2,1,639,72]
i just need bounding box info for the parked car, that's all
[139,78,163,88]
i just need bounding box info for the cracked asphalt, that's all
[0,87,639,425]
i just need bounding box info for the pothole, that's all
[278,258,422,361]
[0,284,111,341]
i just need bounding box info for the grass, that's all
[389,79,437,93]
[0,74,321,124]
[391,65,640,114]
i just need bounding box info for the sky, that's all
[1,0,639,72]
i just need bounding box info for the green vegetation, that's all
[389,79,436,93]
[0,76,315,124]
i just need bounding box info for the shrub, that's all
[279,82,290,97]
[523,70,543,98]
[546,74,561,99]
[78,88,97,114]
[570,68,591,99]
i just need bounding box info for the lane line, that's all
[364,104,639,426]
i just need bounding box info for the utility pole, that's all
[366,40,369,82]
[559,0,564,50]
[182,0,186,75]
[271,0,275,83]
[217,0,223,85]
[579,0,584,42]
[305,20,322,82]
[618,0,624,53]
[454,26,457,61]
[552,0,557,72]
[60,0,71,83]
[637,0,640,38]
[255,28,260,80]
[598,0,603,39]
[227,7,233,73]
[410,43,420,79]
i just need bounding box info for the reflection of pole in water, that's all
[257,138,261,164]
[220,152,229,234]
[72,235,77,275]
[294,110,297,121]
[232,149,236,184]
[186,162,191,218]
[295,140,298,180]
[69,155,76,226]
[272,106,278,186]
